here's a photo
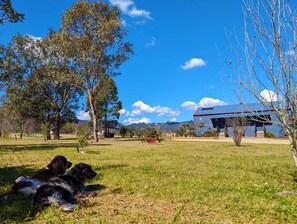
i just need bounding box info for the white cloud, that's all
[123,117,150,124]
[120,101,180,119]
[181,101,198,110]
[119,108,130,116]
[181,58,206,70]
[130,100,180,117]
[260,89,280,102]
[109,0,151,19]
[198,97,226,107]
[129,8,151,18]
[77,110,90,120]
[169,118,177,122]
[26,34,42,42]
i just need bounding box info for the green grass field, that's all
[1,136,297,223]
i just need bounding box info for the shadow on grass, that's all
[0,165,38,223]
[0,191,37,223]
[0,143,79,152]
[116,138,142,142]
[0,165,35,185]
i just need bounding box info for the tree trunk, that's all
[46,117,51,140]
[19,121,24,139]
[88,90,98,142]
[292,149,297,169]
[91,108,98,142]
[54,111,60,140]
[287,130,297,170]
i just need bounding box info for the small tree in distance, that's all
[119,126,128,138]
[225,117,249,147]
[76,125,91,148]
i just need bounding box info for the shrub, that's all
[204,130,217,137]
[266,131,275,138]
[76,125,91,148]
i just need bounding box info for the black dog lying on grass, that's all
[12,155,72,196]
[34,163,97,212]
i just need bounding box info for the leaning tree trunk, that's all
[287,127,297,170]
[292,149,297,169]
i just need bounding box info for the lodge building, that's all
[193,103,286,138]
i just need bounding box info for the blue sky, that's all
[2,0,249,124]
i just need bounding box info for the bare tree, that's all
[227,0,297,167]
[225,117,249,147]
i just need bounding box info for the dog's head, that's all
[47,155,72,175]
[71,163,97,181]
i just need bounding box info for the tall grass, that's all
[0,136,297,223]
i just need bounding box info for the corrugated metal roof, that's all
[193,102,274,116]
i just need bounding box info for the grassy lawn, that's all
[1,136,297,223]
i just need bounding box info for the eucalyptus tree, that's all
[0,35,46,139]
[1,33,81,140]
[61,1,133,142]
[227,0,297,168]
[0,0,24,24]
[37,30,82,139]
[87,75,122,136]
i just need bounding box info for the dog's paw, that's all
[62,203,77,212]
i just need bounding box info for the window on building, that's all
[201,107,214,111]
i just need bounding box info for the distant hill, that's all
[77,120,193,132]
[125,120,193,132]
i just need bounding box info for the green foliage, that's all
[145,126,158,137]
[204,130,217,137]
[0,0,24,24]
[42,122,51,140]
[76,125,91,148]
[87,75,122,133]
[136,126,162,143]
[1,33,81,140]
[266,131,276,138]
[119,126,128,138]
[175,123,196,137]
[61,122,76,134]
[61,1,133,142]
[127,127,135,138]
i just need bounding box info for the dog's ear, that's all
[48,156,67,175]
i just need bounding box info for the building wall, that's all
[193,106,286,138]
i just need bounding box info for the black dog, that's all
[12,155,72,196]
[34,163,97,212]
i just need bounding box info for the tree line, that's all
[0,1,132,141]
